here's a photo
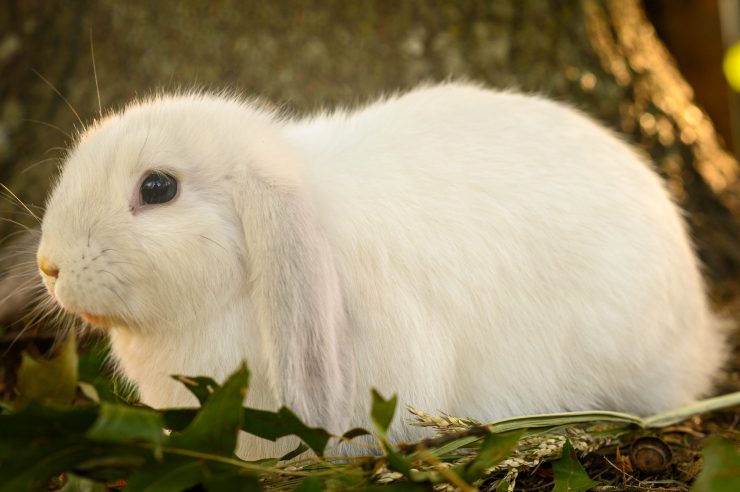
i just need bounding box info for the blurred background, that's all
[1,4,739,487]
[0,0,739,336]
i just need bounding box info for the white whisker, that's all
[21,157,61,175]
[0,217,34,231]
[32,69,84,128]
[90,29,103,118]
[0,183,40,223]
[22,119,72,140]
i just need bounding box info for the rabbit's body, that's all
[38,84,724,459]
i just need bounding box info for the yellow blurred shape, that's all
[723,41,740,92]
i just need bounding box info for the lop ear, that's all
[235,172,354,430]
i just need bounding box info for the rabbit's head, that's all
[38,94,353,426]
[38,96,266,331]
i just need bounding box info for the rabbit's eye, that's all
[140,172,178,205]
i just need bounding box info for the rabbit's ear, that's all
[235,173,354,430]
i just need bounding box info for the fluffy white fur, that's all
[38,83,725,459]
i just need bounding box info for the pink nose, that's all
[39,258,59,279]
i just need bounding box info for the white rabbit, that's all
[37,83,726,459]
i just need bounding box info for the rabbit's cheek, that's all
[41,247,126,319]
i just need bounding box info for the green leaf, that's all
[161,408,198,432]
[551,439,599,492]
[130,365,251,489]
[341,427,371,440]
[0,441,96,492]
[86,402,166,459]
[201,462,261,491]
[366,390,415,479]
[692,436,740,492]
[644,391,740,428]
[385,445,414,478]
[457,430,522,483]
[241,407,331,456]
[124,456,202,492]
[362,485,429,491]
[0,403,152,491]
[480,391,740,436]
[426,434,482,458]
[280,442,309,461]
[77,338,110,382]
[295,475,324,492]
[173,363,250,456]
[172,374,221,406]
[495,475,513,492]
[78,339,136,404]
[488,411,643,434]
[60,474,108,492]
[370,389,397,437]
[0,402,98,444]
[15,334,78,407]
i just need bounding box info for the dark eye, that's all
[140,172,178,205]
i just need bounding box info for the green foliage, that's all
[455,430,523,483]
[86,402,165,458]
[2,337,740,491]
[60,474,108,492]
[370,389,397,437]
[77,338,136,404]
[693,437,740,492]
[551,439,600,492]
[241,407,331,456]
[16,333,78,407]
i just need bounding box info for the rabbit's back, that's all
[284,84,723,438]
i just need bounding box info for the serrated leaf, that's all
[172,375,221,406]
[124,456,202,492]
[86,402,165,459]
[241,407,331,456]
[16,334,78,407]
[342,427,371,440]
[126,364,242,490]
[74,451,147,479]
[456,430,522,483]
[0,403,153,490]
[161,408,198,432]
[552,439,599,492]
[371,389,397,437]
[0,402,98,444]
[692,436,740,492]
[173,363,250,456]
[280,443,309,461]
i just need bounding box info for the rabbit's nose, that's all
[39,257,59,279]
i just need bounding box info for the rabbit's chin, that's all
[42,280,129,328]
[44,288,122,328]
[78,312,122,328]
